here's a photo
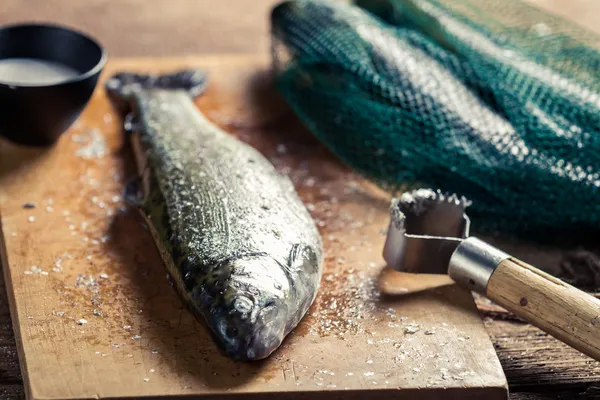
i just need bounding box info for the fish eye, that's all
[233,296,253,314]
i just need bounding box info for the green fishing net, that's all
[270,0,600,240]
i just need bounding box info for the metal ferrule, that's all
[448,237,510,294]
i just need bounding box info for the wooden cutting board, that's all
[0,55,507,400]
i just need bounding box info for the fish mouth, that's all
[206,295,290,361]
[243,302,288,360]
[192,253,297,360]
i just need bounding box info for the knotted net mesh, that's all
[270,0,600,241]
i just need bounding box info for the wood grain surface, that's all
[0,56,507,400]
[3,0,279,57]
[486,258,600,361]
[1,1,600,399]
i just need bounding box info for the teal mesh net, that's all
[270,0,600,241]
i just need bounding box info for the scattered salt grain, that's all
[92,310,102,317]
[52,258,64,273]
[28,216,36,223]
[364,372,374,377]
[424,330,436,335]
[132,335,142,340]
[413,368,420,373]
[75,129,107,159]
[346,372,354,376]
[76,275,98,291]
[404,324,419,334]
[149,369,155,373]
[55,311,65,317]
[99,273,109,279]
[122,325,132,330]
[26,266,48,276]
[441,368,450,380]
[366,360,373,364]
[77,319,88,325]
[143,378,149,382]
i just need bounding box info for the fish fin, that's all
[288,244,319,275]
[105,69,208,109]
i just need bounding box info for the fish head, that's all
[195,254,292,360]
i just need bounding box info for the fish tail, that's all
[105,69,208,109]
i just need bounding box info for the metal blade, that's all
[383,189,471,274]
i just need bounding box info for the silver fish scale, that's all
[136,91,320,265]
[124,87,322,360]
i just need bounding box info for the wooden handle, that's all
[486,258,600,361]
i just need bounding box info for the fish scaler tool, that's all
[384,189,600,361]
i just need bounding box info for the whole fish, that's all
[106,70,323,360]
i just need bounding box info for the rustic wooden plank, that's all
[0,384,25,400]
[484,320,600,390]
[1,0,600,399]
[511,388,600,400]
[0,55,507,399]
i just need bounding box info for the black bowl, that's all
[0,23,106,146]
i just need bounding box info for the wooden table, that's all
[1,1,600,399]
